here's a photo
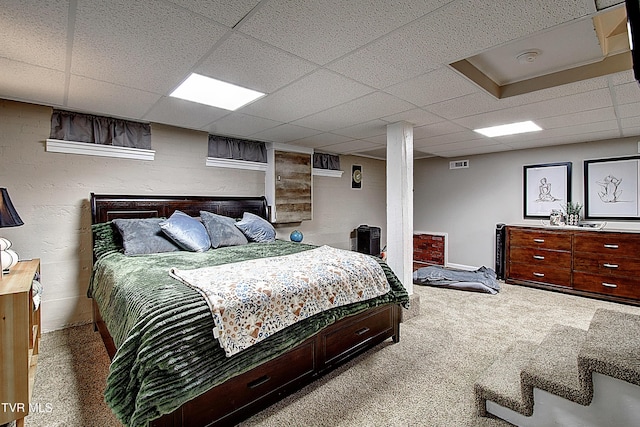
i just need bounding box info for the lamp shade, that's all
[0,188,24,227]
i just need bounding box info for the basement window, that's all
[45,110,154,160]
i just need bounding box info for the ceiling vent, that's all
[449,159,469,169]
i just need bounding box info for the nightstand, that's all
[0,259,41,427]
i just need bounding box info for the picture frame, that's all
[584,155,640,220]
[523,162,572,218]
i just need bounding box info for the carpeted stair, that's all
[475,308,640,425]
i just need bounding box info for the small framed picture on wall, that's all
[351,165,362,189]
[584,155,640,220]
[523,162,572,218]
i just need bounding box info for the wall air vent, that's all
[449,159,469,169]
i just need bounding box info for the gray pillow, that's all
[112,218,181,256]
[200,211,248,248]
[160,210,211,252]
[235,212,276,243]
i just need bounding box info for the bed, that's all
[88,194,409,427]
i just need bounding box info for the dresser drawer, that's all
[573,272,640,299]
[508,228,571,251]
[508,262,571,287]
[573,233,640,256]
[573,252,640,277]
[509,247,571,268]
[323,305,394,365]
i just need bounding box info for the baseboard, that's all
[446,262,479,271]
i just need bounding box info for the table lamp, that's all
[0,188,24,278]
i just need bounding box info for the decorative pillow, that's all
[112,218,181,256]
[200,211,248,248]
[160,210,211,252]
[235,212,276,243]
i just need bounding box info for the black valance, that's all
[313,152,340,170]
[50,110,151,149]
[208,135,267,163]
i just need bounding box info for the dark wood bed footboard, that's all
[92,300,401,427]
[89,194,403,427]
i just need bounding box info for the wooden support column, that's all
[386,122,413,294]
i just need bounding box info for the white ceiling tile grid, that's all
[0,0,636,160]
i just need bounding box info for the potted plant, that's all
[562,201,582,226]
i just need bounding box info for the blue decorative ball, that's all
[290,230,303,242]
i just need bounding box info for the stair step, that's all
[521,324,591,405]
[580,309,640,387]
[474,340,537,417]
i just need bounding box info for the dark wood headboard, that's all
[90,194,269,224]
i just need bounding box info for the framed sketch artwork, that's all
[523,162,572,218]
[584,156,640,220]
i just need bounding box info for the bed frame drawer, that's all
[321,305,395,367]
[179,340,316,426]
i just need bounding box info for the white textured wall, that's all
[414,137,640,269]
[0,100,388,331]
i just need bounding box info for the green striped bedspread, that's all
[88,239,408,427]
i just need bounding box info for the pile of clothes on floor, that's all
[413,265,500,294]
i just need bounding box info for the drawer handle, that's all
[355,327,370,336]
[603,263,619,269]
[533,239,545,243]
[533,272,545,277]
[602,282,618,289]
[603,244,619,249]
[532,255,545,260]
[247,375,271,389]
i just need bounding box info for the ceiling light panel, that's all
[170,73,265,111]
[474,120,542,137]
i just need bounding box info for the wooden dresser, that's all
[505,226,640,305]
[0,259,41,427]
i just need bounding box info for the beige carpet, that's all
[24,283,640,427]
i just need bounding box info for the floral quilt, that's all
[170,245,390,357]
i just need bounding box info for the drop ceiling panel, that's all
[384,67,480,107]
[240,69,373,123]
[380,108,444,128]
[454,88,614,130]
[0,60,66,106]
[237,0,453,65]
[67,76,162,119]
[165,0,261,27]
[291,92,415,132]
[250,123,321,143]
[195,33,317,93]
[617,102,640,118]
[72,0,229,94]
[206,113,283,138]
[505,129,621,150]
[0,0,68,70]
[433,144,513,158]
[413,121,468,140]
[288,133,353,149]
[144,97,229,130]
[316,139,384,154]
[332,120,388,139]
[613,81,640,104]
[414,131,487,148]
[536,107,617,129]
